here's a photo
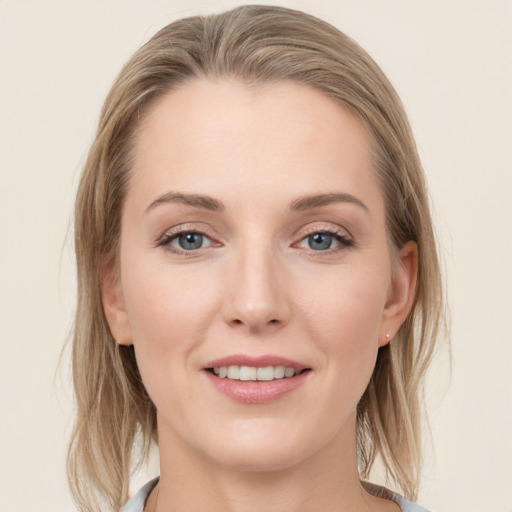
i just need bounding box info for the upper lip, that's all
[203,354,309,371]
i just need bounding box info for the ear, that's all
[100,263,133,346]
[379,241,418,347]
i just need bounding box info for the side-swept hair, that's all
[68,5,446,510]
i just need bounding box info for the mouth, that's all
[202,354,311,403]
[206,365,309,381]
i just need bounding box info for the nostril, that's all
[229,317,283,331]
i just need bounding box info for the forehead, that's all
[128,79,382,217]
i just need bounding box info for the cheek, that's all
[299,265,388,342]
[295,263,389,389]
[123,247,217,330]
[120,254,221,388]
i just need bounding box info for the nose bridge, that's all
[225,234,290,332]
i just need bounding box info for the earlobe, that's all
[379,241,418,347]
[100,264,133,346]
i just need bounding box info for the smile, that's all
[204,355,311,404]
[212,365,300,381]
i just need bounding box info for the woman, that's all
[68,5,445,512]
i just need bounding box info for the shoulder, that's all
[120,478,159,512]
[362,481,431,512]
[122,478,430,512]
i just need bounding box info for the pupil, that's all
[179,233,203,250]
[309,233,332,250]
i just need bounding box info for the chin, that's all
[209,443,310,473]
[196,420,326,473]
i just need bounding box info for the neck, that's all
[154,414,385,512]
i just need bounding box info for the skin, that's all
[102,79,417,512]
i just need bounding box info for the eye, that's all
[159,230,215,253]
[296,230,353,252]
[308,233,334,250]
[175,232,206,250]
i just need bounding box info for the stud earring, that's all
[386,333,392,341]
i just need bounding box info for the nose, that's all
[223,242,291,334]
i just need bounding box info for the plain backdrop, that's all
[1,1,511,511]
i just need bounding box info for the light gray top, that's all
[121,478,430,512]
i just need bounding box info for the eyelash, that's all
[295,226,354,253]
[157,225,354,255]
[157,226,219,256]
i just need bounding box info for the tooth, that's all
[215,365,302,380]
[257,366,274,381]
[274,366,285,379]
[227,366,240,379]
[239,366,257,381]
[284,367,295,378]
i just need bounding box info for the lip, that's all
[203,354,308,371]
[202,353,311,404]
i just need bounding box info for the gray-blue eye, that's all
[177,233,204,250]
[308,233,333,250]
[159,230,216,253]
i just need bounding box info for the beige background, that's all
[1,1,511,510]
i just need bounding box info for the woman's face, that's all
[103,79,416,471]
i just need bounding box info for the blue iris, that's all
[178,233,204,250]
[308,233,332,250]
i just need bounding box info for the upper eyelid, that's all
[297,223,353,240]
[158,223,218,241]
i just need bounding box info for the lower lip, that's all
[204,370,309,404]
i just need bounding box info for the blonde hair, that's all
[68,5,446,510]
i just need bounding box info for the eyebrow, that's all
[145,191,367,214]
[146,191,224,213]
[289,192,368,212]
